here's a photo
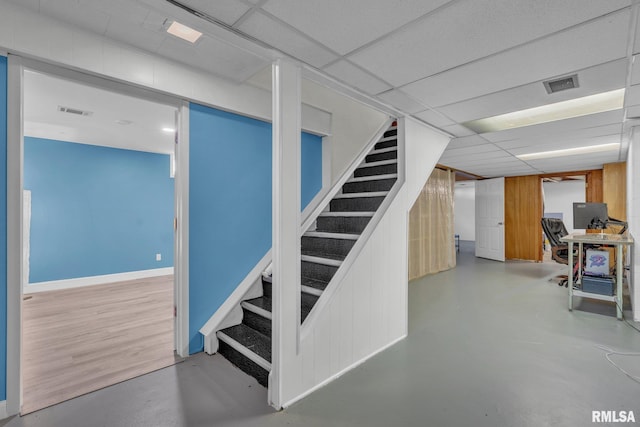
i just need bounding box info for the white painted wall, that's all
[628,131,639,322]
[454,182,475,241]
[542,180,585,233]
[279,118,450,407]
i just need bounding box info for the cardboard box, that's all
[585,249,610,276]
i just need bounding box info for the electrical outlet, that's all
[156,253,162,261]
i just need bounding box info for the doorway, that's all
[10,59,186,414]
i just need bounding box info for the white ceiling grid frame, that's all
[400,9,631,108]
[237,11,339,68]
[348,0,632,87]
[322,60,392,95]
[261,0,454,56]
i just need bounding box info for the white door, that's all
[475,177,505,261]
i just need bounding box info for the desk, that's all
[560,233,633,320]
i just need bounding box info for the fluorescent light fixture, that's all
[166,21,202,43]
[516,142,620,160]
[463,89,624,133]
[162,127,176,133]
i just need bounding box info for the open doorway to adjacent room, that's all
[541,174,586,263]
[20,69,180,414]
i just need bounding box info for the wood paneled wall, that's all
[505,175,543,262]
[603,162,626,221]
[586,169,603,203]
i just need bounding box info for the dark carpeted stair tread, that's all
[354,163,397,177]
[330,196,385,212]
[316,215,371,233]
[244,296,272,313]
[365,150,397,163]
[302,235,356,257]
[218,323,271,363]
[374,139,397,150]
[301,276,329,292]
[383,128,397,138]
[300,250,346,261]
[342,178,397,194]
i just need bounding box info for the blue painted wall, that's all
[24,138,174,283]
[0,55,7,402]
[189,103,322,353]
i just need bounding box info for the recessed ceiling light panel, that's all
[516,142,620,160]
[166,20,202,43]
[463,89,624,134]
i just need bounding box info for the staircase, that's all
[215,123,399,387]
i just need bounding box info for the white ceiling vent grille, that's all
[543,74,579,94]
[57,105,93,116]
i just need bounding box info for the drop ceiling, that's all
[9,0,640,177]
[24,70,176,154]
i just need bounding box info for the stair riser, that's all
[302,261,338,283]
[315,216,371,234]
[243,309,271,337]
[301,292,319,322]
[302,235,356,257]
[354,163,397,177]
[366,150,397,163]
[330,196,385,212]
[383,129,398,138]
[262,278,272,298]
[218,341,269,387]
[374,139,397,150]
[342,178,396,193]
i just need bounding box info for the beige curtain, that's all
[408,168,456,280]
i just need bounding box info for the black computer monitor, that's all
[573,202,608,229]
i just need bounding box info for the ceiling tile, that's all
[79,0,150,24]
[437,59,628,122]
[401,10,629,107]
[105,16,167,53]
[413,108,456,128]
[441,124,476,138]
[40,0,111,35]
[350,0,631,87]
[261,0,451,55]
[238,11,338,68]
[5,0,39,11]
[175,0,252,26]
[377,89,426,114]
[323,60,392,95]
[156,34,267,82]
[625,84,640,107]
[631,56,640,85]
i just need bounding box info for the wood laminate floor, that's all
[21,275,177,414]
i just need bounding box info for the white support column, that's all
[629,127,640,321]
[270,59,301,409]
[6,54,23,416]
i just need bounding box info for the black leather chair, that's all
[541,217,573,286]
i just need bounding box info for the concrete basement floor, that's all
[3,241,640,427]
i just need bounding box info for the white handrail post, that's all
[270,58,301,409]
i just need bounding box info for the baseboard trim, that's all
[0,400,7,420]
[25,267,175,294]
[282,333,407,409]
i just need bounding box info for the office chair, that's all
[541,217,576,287]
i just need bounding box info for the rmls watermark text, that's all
[592,411,636,423]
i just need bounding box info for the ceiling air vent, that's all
[543,74,579,94]
[58,105,93,116]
